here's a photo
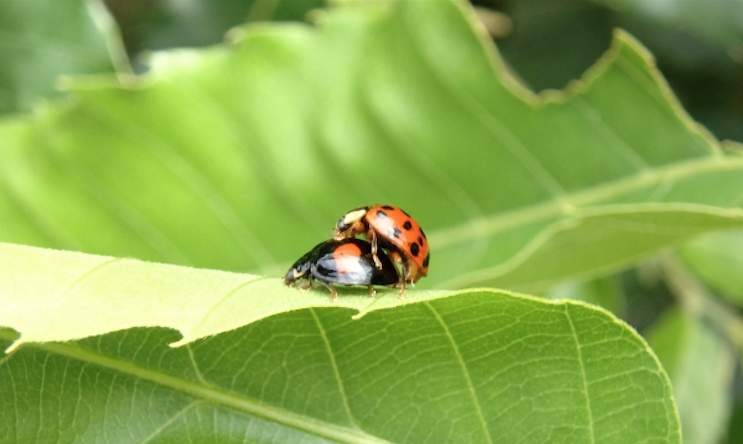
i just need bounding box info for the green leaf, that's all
[0,279,680,443]
[0,242,445,349]
[1,0,742,294]
[0,0,128,114]
[679,230,743,304]
[646,307,735,444]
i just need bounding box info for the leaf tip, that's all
[4,339,23,355]
[168,337,189,348]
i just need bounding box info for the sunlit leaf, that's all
[0,0,741,294]
[0,279,680,443]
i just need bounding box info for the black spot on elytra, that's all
[403,220,413,230]
[420,227,427,239]
[418,236,424,246]
[423,254,430,268]
[382,205,395,210]
[392,228,402,239]
[410,242,420,257]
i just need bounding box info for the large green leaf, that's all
[0,0,128,114]
[0,242,444,349]
[1,0,742,292]
[0,271,680,443]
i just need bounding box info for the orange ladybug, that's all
[334,205,429,297]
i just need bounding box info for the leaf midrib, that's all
[564,306,596,444]
[425,302,493,444]
[1,332,393,444]
[428,155,741,248]
[438,203,743,290]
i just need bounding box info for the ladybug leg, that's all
[317,280,338,302]
[368,229,383,270]
[387,251,406,299]
[334,227,348,241]
[367,285,377,297]
[405,259,416,286]
[296,276,313,291]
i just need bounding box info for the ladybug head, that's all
[284,267,300,285]
[284,251,314,286]
[333,207,369,239]
[285,262,312,285]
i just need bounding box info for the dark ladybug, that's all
[284,239,399,302]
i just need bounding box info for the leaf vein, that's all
[80,103,278,270]
[564,305,596,444]
[424,302,493,444]
[405,7,572,205]
[25,340,393,444]
[137,401,203,444]
[429,156,743,249]
[308,308,360,430]
[570,98,651,171]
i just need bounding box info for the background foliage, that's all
[1,0,742,443]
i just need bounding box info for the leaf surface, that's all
[0,284,680,443]
[0,0,741,292]
[0,242,444,348]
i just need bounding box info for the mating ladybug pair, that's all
[284,205,430,301]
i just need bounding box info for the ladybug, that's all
[333,204,429,294]
[284,238,399,302]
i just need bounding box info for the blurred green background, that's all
[2,0,742,442]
